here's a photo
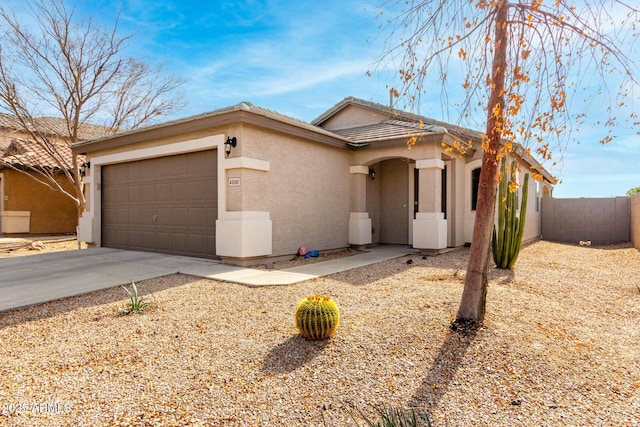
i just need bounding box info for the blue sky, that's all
[17,0,640,197]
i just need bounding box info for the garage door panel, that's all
[155,207,170,226]
[102,150,217,258]
[128,230,142,247]
[187,154,207,173]
[189,234,205,253]
[186,207,205,227]
[188,181,205,200]
[128,184,141,202]
[128,208,142,225]
[172,234,188,252]
[113,230,127,246]
[116,208,129,225]
[142,231,156,248]
[142,208,156,226]
[206,207,217,227]
[156,183,171,201]
[171,207,187,226]
[115,187,129,203]
[141,184,156,202]
[171,182,188,201]
[157,232,170,250]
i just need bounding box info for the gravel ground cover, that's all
[0,238,86,258]
[0,241,638,426]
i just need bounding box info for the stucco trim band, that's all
[216,211,272,258]
[413,212,447,250]
[348,212,372,245]
[350,165,369,175]
[416,159,445,170]
[90,135,222,166]
[224,157,270,172]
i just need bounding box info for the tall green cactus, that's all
[295,295,340,340]
[492,157,529,269]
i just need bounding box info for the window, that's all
[535,182,540,212]
[471,167,481,211]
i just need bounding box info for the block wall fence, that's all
[541,197,631,245]
[631,194,640,249]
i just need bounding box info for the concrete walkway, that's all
[0,245,416,312]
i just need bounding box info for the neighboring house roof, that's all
[0,113,113,141]
[1,138,76,169]
[0,113,110,169]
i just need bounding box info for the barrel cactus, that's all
[295,295,340,340]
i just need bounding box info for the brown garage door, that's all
[102,150,217,258]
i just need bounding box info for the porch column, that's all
[349,165,372,246]
[413,159,447,251]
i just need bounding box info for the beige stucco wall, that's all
[319,104,391,130]
[1,169,77,234]
[631,193,640,249]
[234,124,351,256]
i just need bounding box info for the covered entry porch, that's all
[348,147,466,251]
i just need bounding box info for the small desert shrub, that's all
[121,280,149,314]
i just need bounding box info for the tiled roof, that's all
[0,114,21,130]
[331,119,447,145]
[1,138,76,169]
[315,97,555,183]
[72,101,350,151]
[0,113,112,140]
[313,96,483,143]
[0,113,108,168]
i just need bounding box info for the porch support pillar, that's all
[413,159,447,251]
[349,165,372,246]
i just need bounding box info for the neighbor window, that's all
[471,167,481,211]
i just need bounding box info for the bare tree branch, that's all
[0,0,185,218]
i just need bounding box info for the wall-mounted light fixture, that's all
[369,167,376,180]
[80,161,91,177]
[224,136,237,157]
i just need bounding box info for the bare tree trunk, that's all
[456,1,509,323]
[72,154,85,216]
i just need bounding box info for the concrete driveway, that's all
[0,248,230,312]
[0,246,415,312]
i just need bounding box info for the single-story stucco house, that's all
[0,115,107,235]
[71,97,555,264]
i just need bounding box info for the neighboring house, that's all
[0,114,108,234]
[71,97,556,263]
